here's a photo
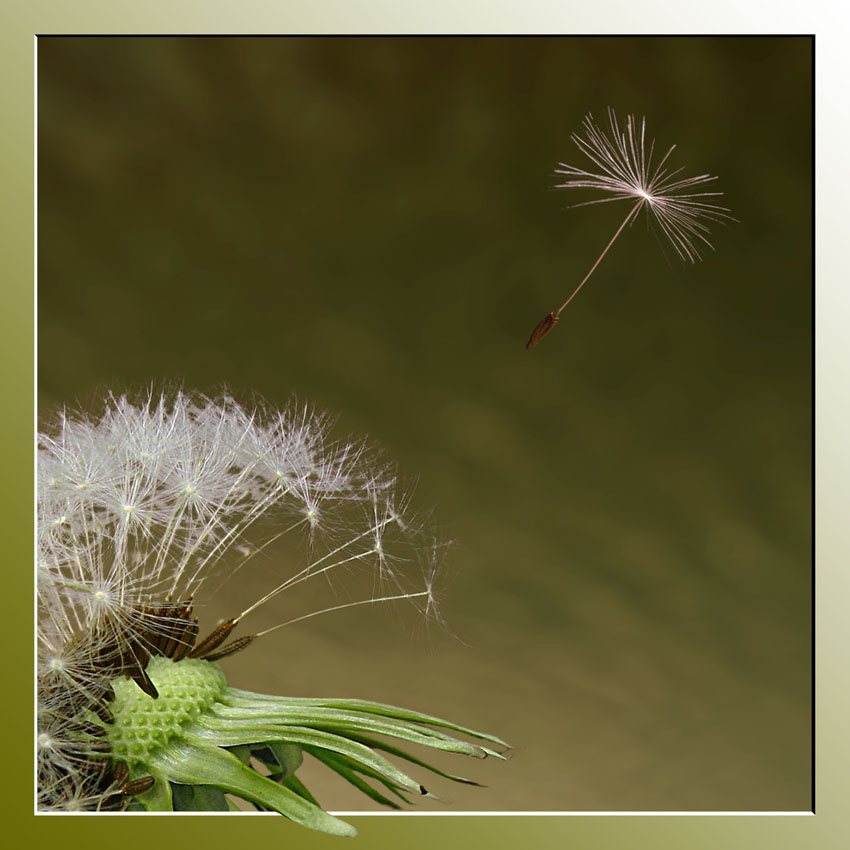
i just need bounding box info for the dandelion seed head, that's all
[37,387,451,812]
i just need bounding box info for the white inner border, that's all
[32,30,815,819]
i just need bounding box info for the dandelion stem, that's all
[554,198,643,319]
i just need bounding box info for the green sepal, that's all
[226,745,253,766]
[148,741,356,837]
[251,741,303,778]
[212,705,487,756]
[225,690,509,751]
[235,774,319,814]
[131,773,173,811]
[171,783,231,811]
[304,745,413,809]
[186,722,423,794]
[243,743,306,813]
[211,695,502,758]
[279,773,321,807]
[344,731,489,786]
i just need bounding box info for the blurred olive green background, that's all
[37,36,811,812]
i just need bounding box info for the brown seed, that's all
[157,602,197,659]
[122,775,156,796]
[525,312,559,350]
[172,618,199,661]
[189,618,238,659]
[202,634,257,662]
[130,665,159,699]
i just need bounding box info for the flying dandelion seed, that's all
[37,388,508,833]
[525,107,734,349]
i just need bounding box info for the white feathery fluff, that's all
[37,388,445,811]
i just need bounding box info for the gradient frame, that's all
[11,2,843,849]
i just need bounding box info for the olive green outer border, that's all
[9,3,841,848]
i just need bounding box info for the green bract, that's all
[103,656,508,836]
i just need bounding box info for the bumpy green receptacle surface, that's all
[107,657,226,764]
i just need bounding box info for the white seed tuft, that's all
[554,107,734,263]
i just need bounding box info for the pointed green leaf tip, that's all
[105,656,508,836]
